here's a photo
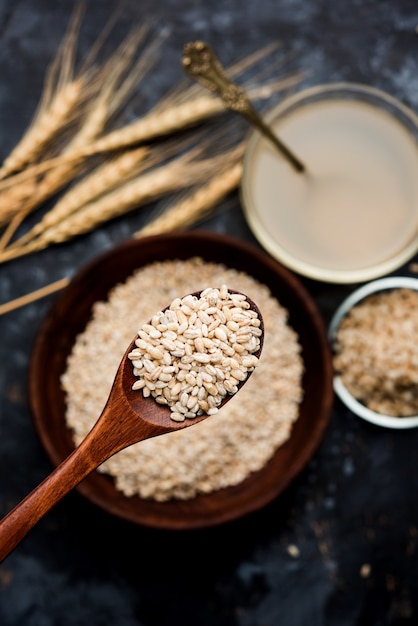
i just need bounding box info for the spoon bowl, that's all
[0,289,263,562]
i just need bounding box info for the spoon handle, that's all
[0,437,100,562]
[182,41,305,173]
[0,382,164,562]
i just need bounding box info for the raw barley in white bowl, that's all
[329,276,418,429]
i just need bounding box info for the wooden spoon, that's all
[0,291,263,562]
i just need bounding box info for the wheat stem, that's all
[0,278,71,316]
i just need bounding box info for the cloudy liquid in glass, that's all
[246,99,418,273]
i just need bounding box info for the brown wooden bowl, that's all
[29,231,334,530]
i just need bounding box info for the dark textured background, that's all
[1,1,418,624]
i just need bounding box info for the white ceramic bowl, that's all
[329,276,418,428]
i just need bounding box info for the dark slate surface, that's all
[1,1,418,624]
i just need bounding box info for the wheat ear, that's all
[0,79,87,181]
[0,158,244,310]
[0,67,301,194]
[0,59,302,202]
[0,159,244,313]
[0,162,242,312]
[0,95,221,191]
[39,155,220,243]
[0,26,162,244]
[0,5,87,181]
[48,79,286,158]
[137,163,242,237]
[12,147,148,248]
[0,148,233,263]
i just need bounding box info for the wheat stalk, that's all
[8,128,203,251]
[0,144,242,263]
[0,33,300,246]
[38,152,228,242]
[0,95,222,193]
[0,8,149,184]
[137,161,242,237]
[0,157,243,313]
[0,161,241,314]
[0,69,302,195]
[0,26,162,247]
[4,114,243,257]
[0,72,94,234]
[0,163,242,315]
[0,278,71,316]
[0,158,243,314]
[0,30,304,313]
[0,5,89,181]
[11,147,148,248]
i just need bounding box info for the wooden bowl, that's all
[29,231,334,530]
